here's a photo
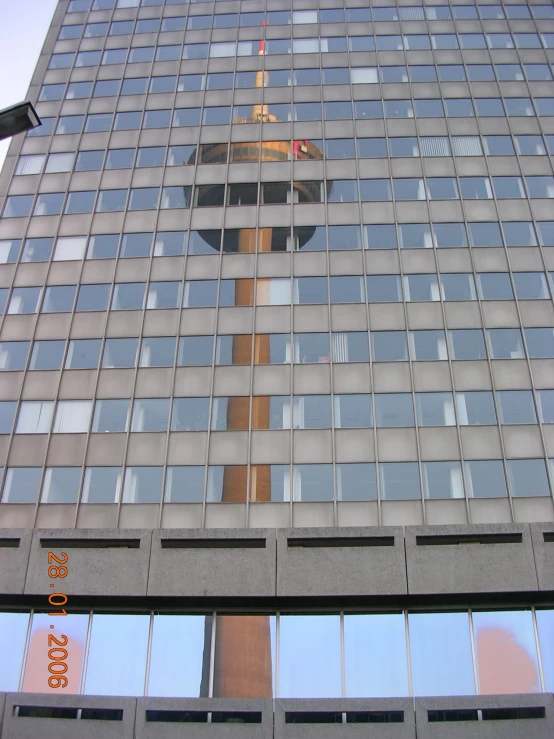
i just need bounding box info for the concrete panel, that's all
[275,699,416,739]
[24,529,152,597]
[148,529,276,597]
[136,699,273,739]
[530,523,554,591]
[277,527,407,597]
[0,529,32,594]
[406,524,538,595]
[415,694,554,739]
[1,693,136,739]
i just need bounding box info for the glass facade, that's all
[0,0,554,723]
[2,0,554,523]
[2,608,554,698]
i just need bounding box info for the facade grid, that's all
[0,0,554,735]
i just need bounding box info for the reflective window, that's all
[8,287,41,315]
[122,467,163,503]
[82,468,122,503]
[416,393,455,427]
[87,234,118,260]
[536,610,554,691]
[42,285,76,313]
[345,613,408,697]
[92,399,130,433]
[171,398,210,432]
[42,467,81,503]
[111,283,146,311]
[2,467,41,503]
[75,150,104,171]
[456,392,497,425]
[372,331,407,361]
[148,615,209,696]
[525,328,554,358]
[538,391,554,424]
[29,340,65,371]
[3,195,34,218]
[336,464,377,501]
[178,336,214,366]
[0,402,16,434]
[15,401,54,434]
[65,191,95,214]
[154,232,187,256]
[279,616,341,697]
[497,391,536,425]
[488,329,524,359]
[131,399,170,432]
[102,338,138,369]
[85,615,149,695]
[423,461,464,499]
[293,464,333,502]
[165,467,204,503]
[0,239,22,263]
[473,611,540,694]
[120,233,151,259]
[465,460,508,498]
[507,459,550,497]
[85,113,113,133]
[113,111,141,131]
[0,341,30,370]
[375,394,414,427]
[477,273,514,301]
[409,613,475,696]
[105,149,134,170]
[65,339,101,369]
[410,330,447,360]
[366,275,402,302]
[380,462,420,500]
[22,612,88,694]
[330,276,364,303]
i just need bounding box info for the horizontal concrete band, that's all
[1,522,553,598]
[1,693,554,739]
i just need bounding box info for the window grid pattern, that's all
[1,0,554,525]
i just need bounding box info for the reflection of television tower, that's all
[198,28,324,701]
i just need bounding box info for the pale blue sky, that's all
[0,0,58,167]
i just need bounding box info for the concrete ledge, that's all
[147,529,277,597]
[530,523,554,591]
[24,529,152,597]
[136,698,273,739]
[276,527,407,597]
[275,699,415,739]
[414,693,554,739]
[1,693,136,739]
[405,524,538,594]
[0,529,32,594]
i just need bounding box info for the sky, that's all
[0,0,58,169]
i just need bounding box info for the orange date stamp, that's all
[46,551,69,688]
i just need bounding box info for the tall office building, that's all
[0,0,554,736]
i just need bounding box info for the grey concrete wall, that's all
[274,699,415,739]
[2,693,136,739]
[136,698,273,739]
[0,529,32,594]
[530,523,554,592]
[415,694,554,739]
[8,523,554,598]
[4,693,554,739]
[24,529,152,597]
[148,529,276,598]
[276,527,407,597]
[405,524,538,595]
